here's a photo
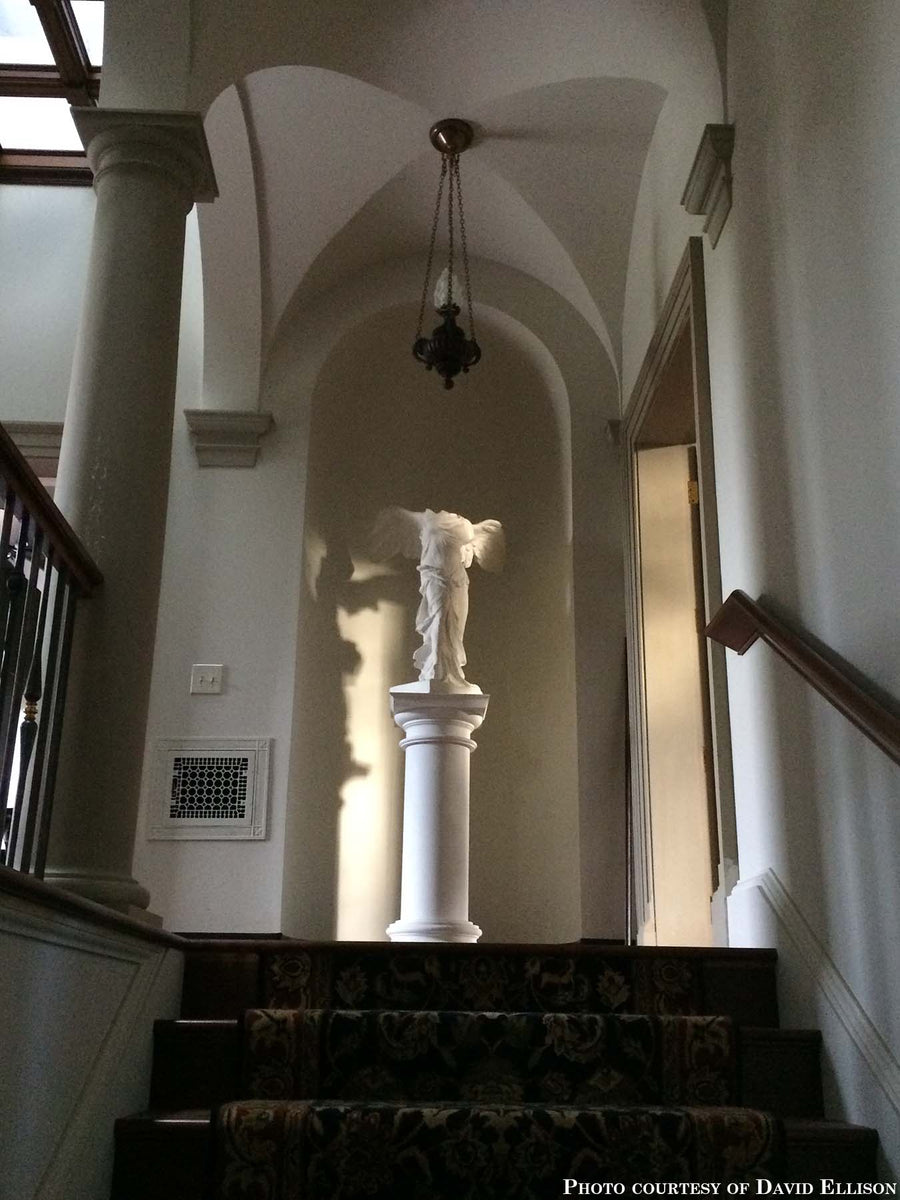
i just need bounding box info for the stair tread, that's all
[782,1117,880,1140]
[118,1109,212,1126]
[184,938,778,956]
[119,1106,879,1127]
[741,1027,821,1039]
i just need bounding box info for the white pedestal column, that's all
[386,683,488,943]
[44,110,216,916]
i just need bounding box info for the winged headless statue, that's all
[371,508,505,689]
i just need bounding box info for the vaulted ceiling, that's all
[112,0,724,407]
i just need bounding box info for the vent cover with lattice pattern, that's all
[149,738,270,840]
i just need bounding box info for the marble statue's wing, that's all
[471,519,505,573]
[370,507,422,560]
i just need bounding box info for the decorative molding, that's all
[3,420,63,482]
[148,737,271,841]
[681,124,735,247]
[70,108,218,204]
[733,868,900,1117]
[184,409,274,467]
[623,240,739,943]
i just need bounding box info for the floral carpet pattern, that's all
[214,1100,784,1199]
[208,950,783,1198]
[241,1009,738,1108]
[262,948,707,1015]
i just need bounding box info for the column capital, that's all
[71,107,218,209]
[390,685,489,721]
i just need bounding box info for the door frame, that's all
[622,237,738,945]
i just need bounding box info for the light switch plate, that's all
[190,664,224,694]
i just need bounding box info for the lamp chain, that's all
[453,155,476,341]
[415,154,448,341]
[446,153,457,308]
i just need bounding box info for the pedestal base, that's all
[386,918,483,944]
[387,685,488,944]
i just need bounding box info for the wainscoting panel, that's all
[729,869,899,1176]
[0,889,183,1200]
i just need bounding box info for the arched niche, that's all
[265,254,626,940]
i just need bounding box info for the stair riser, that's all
[151,1016,824,1118]
[112,1113,878,1200]
[739,1029,824,1118]
[182,944,780,1025]
[111,1123,209,1200]
[150,1021,241,1110]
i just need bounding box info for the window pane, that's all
[0,96,83,151]
[72,1,103,66]
[0,0,53,64]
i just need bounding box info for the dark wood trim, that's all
[706,590,900,767]
[623,245,693,440]
[32,0,96,103]
[0,149,92,185]
[0,64,100,101]
[0,864,187,948]
[0,422,102,594]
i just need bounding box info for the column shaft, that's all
[45,111,216,914]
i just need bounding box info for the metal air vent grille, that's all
[149,738,270,841]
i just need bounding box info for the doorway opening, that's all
[624,239,737,947]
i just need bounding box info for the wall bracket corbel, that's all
[681,124,735,248]
[184,409,274,468]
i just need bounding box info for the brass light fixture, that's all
[412,118,481,389]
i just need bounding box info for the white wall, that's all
[0,187,94,424]
[0,885,182,1200]
[132,205,300,933]
[623,0,900,1173]
[621,24,723,395]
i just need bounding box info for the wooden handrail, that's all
[706,590,900,767]
[0,421,102,595]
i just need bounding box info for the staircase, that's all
[111,941,879,1197]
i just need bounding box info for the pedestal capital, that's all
[390,684,489,724]
[71,107,218,210]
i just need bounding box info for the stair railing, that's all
[0,422,102,875]
[706,590,900,767]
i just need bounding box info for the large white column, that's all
[386,684,488,943]
[45,110,216,916]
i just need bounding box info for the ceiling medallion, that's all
[412,118,481,389]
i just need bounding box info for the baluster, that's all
[34,566,78,879]
[0,506,31,857]
[0,484,15,639]
[6,531,48,871]
[20,549,65,875]
[0,487,14,860]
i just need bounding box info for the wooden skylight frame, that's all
[0,0,101,184]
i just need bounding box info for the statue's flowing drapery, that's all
[371,507,504,687]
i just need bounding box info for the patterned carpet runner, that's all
[262,946,719,1014]
[211,1008,783,1196]
[214,1100,784,1198]
[240,1010,738,1107]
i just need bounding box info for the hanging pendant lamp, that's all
[412,118,481,389]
